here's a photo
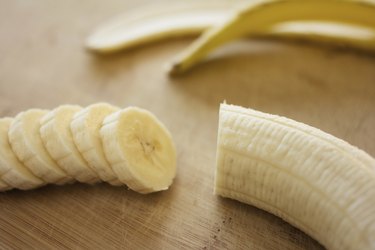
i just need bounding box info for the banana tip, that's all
[166,62,184,77]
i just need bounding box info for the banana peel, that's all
[169,0,375,74]
[85,0,375,75]
[86,2,232,53]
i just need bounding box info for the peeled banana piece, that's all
[169,0,375,74]
[9,109,72,185]
[71,103,122,185]
[40,105,101,184]
[0,103,176,193]
[100,107,177,194]
[215,103,375,250]
[0,118,44,190]
[0,178,11,191]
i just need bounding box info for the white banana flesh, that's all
[0,103,176,193]
[40,105,100,184]
[8,109,72,185]
[215,103,375,250]
[0,118,44,190]
[169,0,375,74]
[0,178,11,191]
[86,2,231,53]
[71,103,122,186]
[100,107,177,194]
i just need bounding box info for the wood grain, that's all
[0,1,374,249]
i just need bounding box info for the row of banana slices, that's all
[0,103,176,194]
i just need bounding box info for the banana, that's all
[86,2,232,53]
[70,103,123,186]
[0,104,176,193]
[40,105,100,184]
[215,103,375,250]
[100,107,176,194]
[86,1,375,56]
[0,118,44,190]
[268,21,375,46]
[8,110,72,185]
[169,0,375,74]
[0,178,11,191]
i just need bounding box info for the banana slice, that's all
[215,103,375,250]
[40,105,100,184]
[100,107,176,193]
[0,178,11,191]
[71,103,122,185]
[8,110,72,185]
[0,118,44,190]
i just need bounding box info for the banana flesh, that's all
[100,107,177,194]
[0,178,11,191]
[169,0,375,74]
[0,118,44,190]
[70,103,122,185]
[40,105,101,184]
[0,103,176,193]
[9,109,73,185]
[215,103,375,250]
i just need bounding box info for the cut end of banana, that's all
[0,117,44,190]
[9,109,72,184]
[0,178,11,191]
[71,103,122,185]
[40,105,101,184]
[0,103,177,193]
[101,107,177,194]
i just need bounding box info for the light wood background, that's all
[0,1,374,249]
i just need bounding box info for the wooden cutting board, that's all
[0,1,374,249]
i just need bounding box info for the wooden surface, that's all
[0,1,375,249]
